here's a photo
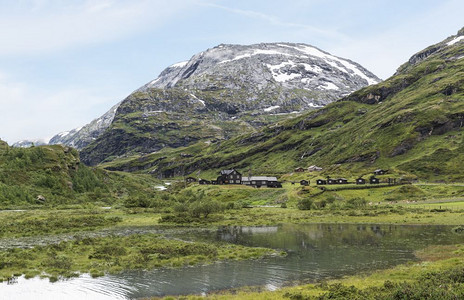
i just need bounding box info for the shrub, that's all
[189,200,222,218]
[297,198,313,210]
[345,197,368,209]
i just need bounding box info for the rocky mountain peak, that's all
[48,42,380,165]
[140,42,380,96]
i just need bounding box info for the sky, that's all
[1,0,463,145]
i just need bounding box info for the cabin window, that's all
[252,181,256,184]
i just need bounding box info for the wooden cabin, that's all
[294,167,305,173]
[327,178,337,185]
[373,169,388,175]
[185,177,197,183]
[199,179,210,185]
[370,177,380,184]
[217,169,242,184]
[300,180,309,186]
[337,178,348,184]
[316,179,327,185]
[356,178,366,185]
[242,176,282,188]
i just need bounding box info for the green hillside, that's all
[0,142,161,208]
[103,28,464,182]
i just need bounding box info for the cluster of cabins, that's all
[186,168,391,188]
[186,169,282,188]
[302,169,389,186]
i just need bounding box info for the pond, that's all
[1,223,464,299]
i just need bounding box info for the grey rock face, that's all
[140,43,380,107]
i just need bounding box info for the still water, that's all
[2,223,463,299]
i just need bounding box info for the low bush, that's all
[297,198,313,210]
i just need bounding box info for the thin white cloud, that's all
[0,0,198,56]
[198,2,348,40]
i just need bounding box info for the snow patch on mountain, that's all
[170,61,189,68]
[263,105,280,112]
[447,36,464,46]
[12,139,48,148]
[321,82,339,90]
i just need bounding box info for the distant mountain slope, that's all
[12,139,47,148]
[104,28,464,182]
[75,42,379,165]
[49,102,121,149]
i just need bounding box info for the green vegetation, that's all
[0,209,122,238]
[79,86,311,166]
[0,142,163,208]
[0,233,279,281]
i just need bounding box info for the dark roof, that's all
[220,169,236,175]
[242,176,278,181]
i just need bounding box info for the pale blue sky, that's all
[1,0,463,144]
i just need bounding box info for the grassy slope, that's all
[0,142,162,208]
[79,86,312,166]
[103,30,464,183]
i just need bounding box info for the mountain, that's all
[104,27,464,182]
[49,102,121,149]
[72,43,379,165]
[12,139,48,148]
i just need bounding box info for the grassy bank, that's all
[2,204,463,239]
[0,233,281,281]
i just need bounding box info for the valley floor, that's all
[1,203,463,276]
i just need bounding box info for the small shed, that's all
[300,180,309,186]
[316,179,327,185]
[373,169,388,175]
[370,177,380,184]
[356,178,366,185]
[294,167,305,173]
[337,178,348,184]
[185,177,197,183]
[327,178,337,185]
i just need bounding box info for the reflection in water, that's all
[1,224,463,299]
